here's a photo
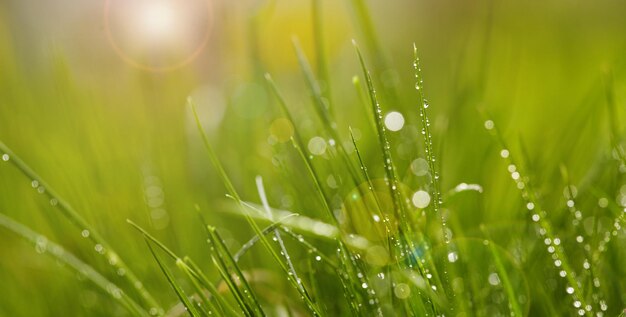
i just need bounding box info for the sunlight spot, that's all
[384,111,405,132]
[412,190,431,208]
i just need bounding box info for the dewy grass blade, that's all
[0,141,161,314]
[412,45,446,243]
[145,239,202,317]
[255,175,304,295]
[175,260,219,317]
[483,116,593,316]
[266,72,379,314]
[191,99,322,316]
[481,226,524,317]
[127,220,236,316]
[206,226,265,317]
[184,257,239,316]
[0,213,150,317]
[353,41,405,221]
[353,42,445,315]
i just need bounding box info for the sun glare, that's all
[138,2,178,40]
[104,0,212,72]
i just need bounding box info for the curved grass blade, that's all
[206,226,265,317]
[127,220,233,316]
[0,213,149,317]
[0,141,161,313]
[480,226,523,317]
[145,239,202,317]
[191,100,322,316]
[482,115,592,316]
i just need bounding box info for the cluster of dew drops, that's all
[483,120,618,317]
[2,151,167,316]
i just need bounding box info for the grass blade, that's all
[0,213,149,317]
[0,141,161,313]
[145,239,202,317]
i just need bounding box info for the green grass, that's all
[1,1,626,316]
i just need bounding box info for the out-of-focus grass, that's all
[0,1,625,316]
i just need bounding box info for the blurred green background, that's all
[1,0,625,316]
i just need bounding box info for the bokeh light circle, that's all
[104,0,213,72]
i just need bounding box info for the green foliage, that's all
[1,1,625,316]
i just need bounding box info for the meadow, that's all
[0,1,625,316]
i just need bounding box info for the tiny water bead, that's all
[484,120,494,130]
[81,230,90,238]
[500,149,510,158]
[447,251,458,263]
[308,136,327,156]
[412,190,431,208]
[384,111,405,132]
[488,272,501,286]
[1,153,9,161]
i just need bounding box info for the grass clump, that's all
[0,1,625,316]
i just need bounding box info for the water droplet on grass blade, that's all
[484,120,494,130]
[412,190,431,208]
[447,251,458,263]
[488,273,501,286]
[500,149,510,158]
[384,111,405,131]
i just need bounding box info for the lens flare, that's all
[104,0,213,72]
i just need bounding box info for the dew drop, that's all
[500,149,510,158]
[447,251,458,263]
[384,111,405,132]
[81,230,90,238]
[488,272,501,286]
[412,190,431,208]
[484,120,494,130]
[1,154,9,161]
